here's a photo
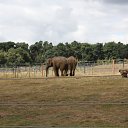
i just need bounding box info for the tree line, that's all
[0,41,128,66]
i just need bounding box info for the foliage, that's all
[0,50,7,65]
[0,41,128,66]
[6,48,24,66]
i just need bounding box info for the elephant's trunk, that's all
[46,66,49,77]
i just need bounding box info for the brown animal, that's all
[67,56,77,76]
[46,56,68,77]
[119,69,128,78]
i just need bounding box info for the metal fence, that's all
[77,59,128,76]
[0,64,44,79]
[0,59,128,79]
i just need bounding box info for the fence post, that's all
[14,67,16,78]
[34,66,36,78]
[5,67,7,79]
[112,59,115,74]
[84,64,86,74]
[92,65,93,75]
[17,67,18,78]
[29,65,31,78]
[42,64,44,78]
[123,59,124,68]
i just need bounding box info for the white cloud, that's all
[0,0,128,45]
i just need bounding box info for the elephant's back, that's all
[67,56,77,65]
[52,56,67,67]
[53,56,67,62]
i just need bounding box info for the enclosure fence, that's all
[0,59,128,79]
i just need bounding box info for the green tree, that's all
[6,47,31,66]
[56,43,66,56]
[80,43,93,61]
[15,47,31,63]
[0,41,15,52]
[65,42,73,57]
[115,42,126,59]
[0,43,5,51]
[103,42,119,59]
[6,48,24,66]
[16,42,29,51]
[30,41,53,63]
[0,50,7,65]
[42,41,53,61]
[43,41,53,52]
[44,49,55,59]
[92,43,104,61]
[123,44,128,59]
[71,41,81,56]
[29,41,42,63]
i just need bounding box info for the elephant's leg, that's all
[53,67,59,76]
[64,65,68,76]
[68,66,72,76]
[70,69,73,76]
[72,69,75,76]
[64,69,68,76]
[56,69,59,76]
[60,69,64,76]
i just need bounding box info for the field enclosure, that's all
[0,60,128,79]
[0,76,128,127]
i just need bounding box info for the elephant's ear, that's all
[48,58,53,66]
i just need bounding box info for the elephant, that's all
[67,56,77,76]
[119,69,128,78]
[46,56,68,77]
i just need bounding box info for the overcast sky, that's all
[0,0,128,45]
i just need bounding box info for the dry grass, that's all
[0,76,128,127]
[1,63,128,79]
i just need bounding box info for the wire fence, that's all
[0,59,128,79]
[0,60,128,79]
[0,126,120,128]
[0,102,128,106]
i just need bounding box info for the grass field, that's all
[0,76,128,127]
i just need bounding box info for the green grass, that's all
[0,76,128,127]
